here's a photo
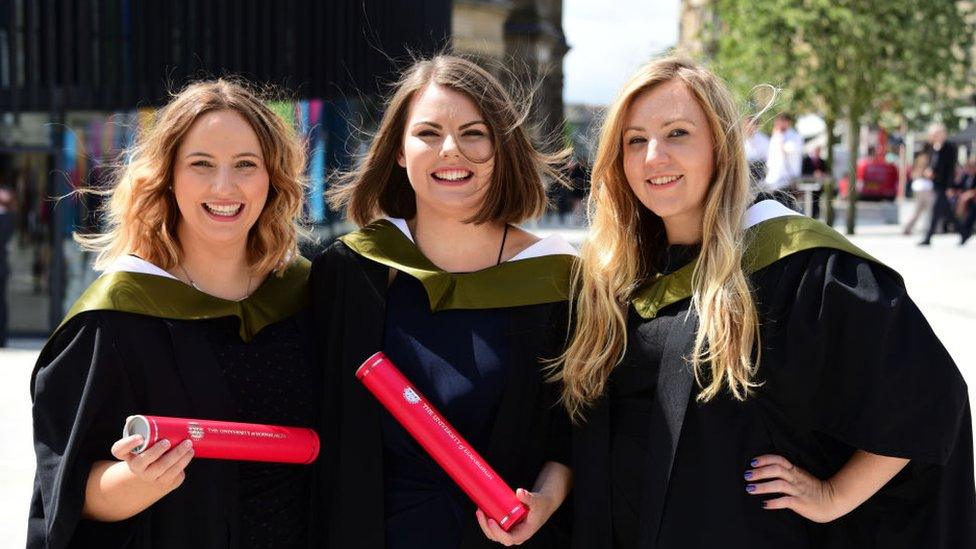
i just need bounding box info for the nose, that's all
[644,138,668,167]
[440,133,460,158]
[212,166,236,194]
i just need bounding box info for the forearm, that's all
[81,460,169,522]
[531,460,573,504]
[827,450,909,517]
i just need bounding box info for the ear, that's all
[397,148,406,168]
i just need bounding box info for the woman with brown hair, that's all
[29,79,317,548]
[555,57,975,548]
[312,54,574,548]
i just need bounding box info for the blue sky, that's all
[563,0,680,105]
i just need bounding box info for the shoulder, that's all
[32,309,164,395]
[751,246,908,321]
[311,239,369,275]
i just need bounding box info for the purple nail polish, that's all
[746,484,756,492]
[750,459,759,467]
[743,471,753,480]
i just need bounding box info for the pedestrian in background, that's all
[902,152,934,235]
[956,160,976,244]
[919,122,958,246]
[763,112,803,199]
[0,180,15,347]
[743,117,769,183]
[801,145,828,219]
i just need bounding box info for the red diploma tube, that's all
[123,415,319,464]
[356,351,528,531]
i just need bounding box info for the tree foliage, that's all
[712,0,975,232]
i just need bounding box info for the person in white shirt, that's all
[764,113,803,192]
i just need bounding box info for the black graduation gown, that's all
[310,221,574,549]
[28,259,317,549]
[572,244,976,548]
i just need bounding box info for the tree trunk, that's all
[845,113,860,235]
[824,116,837,226]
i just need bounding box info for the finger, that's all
[746,479,798,497]
[156,443,195,485]
[475,509,497,542]
[744,464,796,484]
[143,440,193,481]
[128,439,172,472]
[750,454,795,471]
[515,487,536,507]
[761,495,797,510]
[485,518,515,546]
[111,435,145,460]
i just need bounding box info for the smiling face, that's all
[397,83,495,220]
[622,80,715,243]
[172,109,270,253]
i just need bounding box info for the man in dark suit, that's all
[919,123,959,246]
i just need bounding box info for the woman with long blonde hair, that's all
[29,79,319,549]
[558,57,974,548]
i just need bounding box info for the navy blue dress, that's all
[381,273,509,549]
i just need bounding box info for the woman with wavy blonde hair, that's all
[29,79,320,549]
[560,57,975,548]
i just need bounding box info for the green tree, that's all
[713,0,974,233]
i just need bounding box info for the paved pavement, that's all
[0,204,973,546]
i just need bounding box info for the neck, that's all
[407,205,507,273]
[174,225,256,300]
[662,210,704,246]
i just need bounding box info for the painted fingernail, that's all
[182,440,193,449]
[743,471,753,480]
[746,484,756,492]
[160,439,171,448]
[750,459,759,467]
[761,500,768,508]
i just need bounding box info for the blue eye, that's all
[236,160,257,169]
[669,128,689,138]
[627,136,647,145]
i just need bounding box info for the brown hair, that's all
[328,54,568,226]
[77,78,307,275]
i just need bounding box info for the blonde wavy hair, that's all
[553,57,760,422]
[328,54,568,226]
[77,78,307,276]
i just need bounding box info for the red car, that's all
[838,157,899,200]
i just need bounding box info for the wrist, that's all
[821,476,856,521]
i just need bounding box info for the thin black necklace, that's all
[496,224,510,266]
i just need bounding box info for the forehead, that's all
[179,109,262,152]
[624,80,707,127]
[406,83,483,122]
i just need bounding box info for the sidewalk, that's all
[0,205,972,546]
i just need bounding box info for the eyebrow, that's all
[185,152,261,159]
[623,118,698,133]
[413,120,488,130]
